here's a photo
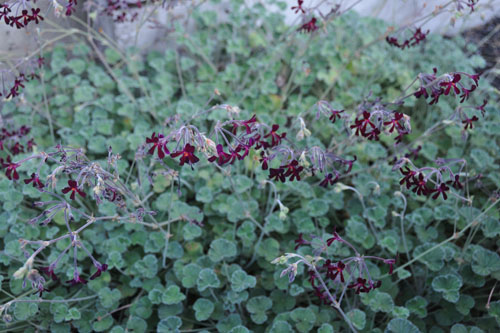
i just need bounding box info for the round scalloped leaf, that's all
[157,316,182,333]
[432,274,463,303]
[14,298,38,321]
[197,268,221,292]
[161,285,186,305]
[306,199,329,217]
[385,318,421,333]
[270,320,293,333]
[228,325,250,333]
[488,300,500,325]
[413,243,445,271]
[472,247,500,276]
[347,309,366,330]
[405,296,428,318]
[181,263,202,288]
[230,270,257,292]
[193,298,214,321]
[208,238,237,262]
[126,316,147,332]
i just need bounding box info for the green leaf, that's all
[270,320,294,333]
[317,323,334,333]
[246,296,272,324]
[99,287,122,309]
[157,316,182,332]
[385,318,421,333]
[456,294,475,315]
[306,199,329,217]
[196,187,213,203]
[183,223,202,241]
[50,301,68,323]
[193,298,214,321]
[208,238,237,262]
[162,285,186,305]
[230,270,256,292]
[413,243,445,271]
[347,309,366,330]
[126,316,147,333]
[432,274,463,303]
[134,254,158,278]
[197,268,221,291]
[14,298,38,320]
[361,290,394,313]
[405,296,428,318]
[472,247,500,276]
[290,307,316,332]
[182,263,202,288]
[488,300,500,325]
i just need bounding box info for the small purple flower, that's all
[40,266,59,281]
[62,180,86,200]
[90,262,108,280]
[67,273,87,286]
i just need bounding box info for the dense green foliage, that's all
[1,1,499,332]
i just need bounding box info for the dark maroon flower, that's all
[462,115,478,130]
[326,228,341,246]
[19,9,31,25]
[291,0,305,14]
[0,4,11,24]
[269,167,286,182]
[294,233,309,250]
[236,143,252,160]
[308,270,317,287]
[62,180,86,200]
[313,287,330,305]
[253,134,270,150]
[30,8,44,24]
[429,88,444,105]
[208,144,231,165]
[447,174,463,190]
[237,114,258,134]
[459,85,476,103]
[350,111,375,137]
[0,156,20,180]
[323,260,345,282]
[90,263,108,280]
[329,109,344,123]
[37,56,45,68]
[366,128,381,141]
[411,173,429,196]
[348,277,369,294]
[146,132,168,159]
[319,173,338,188]
[440,74,461,96]
[67,273,87,286]
[264,124,286,147]
[298,17,318,33]
[431,182,449,200]
[399,167,417,189]
[414,86,429,99]
[26,138,36,152]
[170,143,200,166]
[65,1,76,16]
[40,266,59,281]
[384,258,396,274]
[24,173,44,189]
[476,99,488,116]
[384,112,405,133]
[259,151,270,170]
[282,159,303,181]
[405,145,422,160]
[226,147,242,164]
[9,15,24,29]
[9,142,24,155]
[344,156,357,173]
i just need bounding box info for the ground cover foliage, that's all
[0,1,499,332]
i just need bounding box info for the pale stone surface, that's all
[0,0,498,55]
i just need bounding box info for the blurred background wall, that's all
[0,0,498,55]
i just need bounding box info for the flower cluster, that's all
[144,107,355,188]
[0,2,44,29]
[414,68,482,105]
[396,158,468,200]
[348,99,411,144]
[274,229,395,307]
[386,27,429,49]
